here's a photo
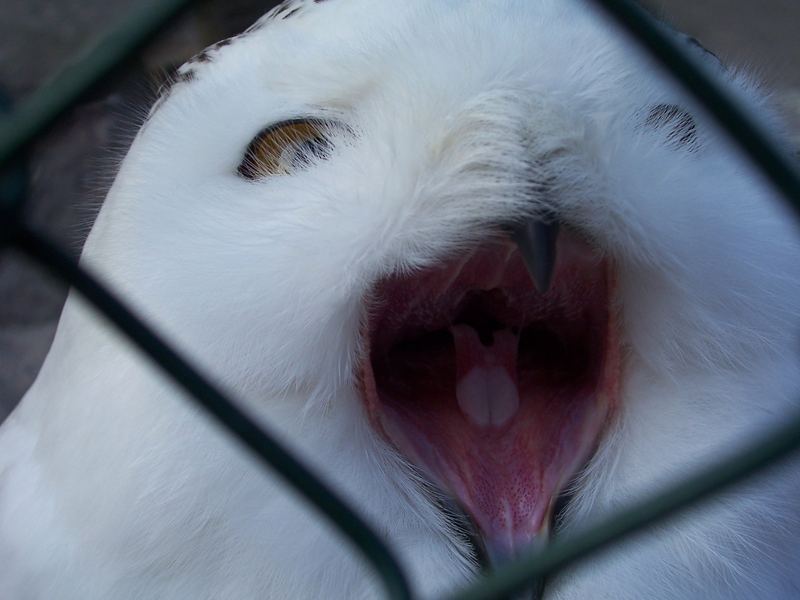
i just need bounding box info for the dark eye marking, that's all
[645,103,699,149]
[238,118,340,180]
[177,70,196,84]
[148,2,337,123]
[263,0,333,24]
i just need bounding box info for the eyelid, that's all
[238,118,337,180]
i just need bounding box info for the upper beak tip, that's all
[511,217,560,295]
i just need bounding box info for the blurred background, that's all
[1,0,799,421]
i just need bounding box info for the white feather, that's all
[2,1,799,598]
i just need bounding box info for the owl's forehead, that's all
[151,0,633,125]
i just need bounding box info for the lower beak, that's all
[481,518,550,599]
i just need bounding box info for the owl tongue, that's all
[361,236,617,564]
[451,324,520,429]
[376,323,607,563]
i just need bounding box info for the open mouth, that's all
[359,225,620,565]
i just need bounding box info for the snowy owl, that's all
[1,0,800,598]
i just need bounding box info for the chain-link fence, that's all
[1,1,799,598]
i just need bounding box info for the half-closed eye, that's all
[238,118,342,180]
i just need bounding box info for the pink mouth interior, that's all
[360,233,619,561]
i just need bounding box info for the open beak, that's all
[359,219,620,586]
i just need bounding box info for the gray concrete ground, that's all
[1,0,799,420]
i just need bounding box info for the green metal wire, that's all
[445,409,800,600]
[444,1,800,597]
[1,1,800,599]
[0,0,196,169]
[588,0,800,218]
[0,2,411,598]
[8,224,412,600]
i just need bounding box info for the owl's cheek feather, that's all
[359,233,620,564]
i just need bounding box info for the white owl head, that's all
[5,1,800,599]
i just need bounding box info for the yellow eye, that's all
[238,118,335,180]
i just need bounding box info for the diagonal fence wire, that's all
[446,406,800,600]
[1,1,799,600]
[589,0,800,217]
[444,0,800,597]
[0,2,411,599]
[6,225,413,600]
[0,0,196,168]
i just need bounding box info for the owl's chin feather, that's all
[359,232,620,565]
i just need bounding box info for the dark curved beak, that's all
[509,217,560,294]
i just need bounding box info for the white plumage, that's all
[2,1,800,598]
